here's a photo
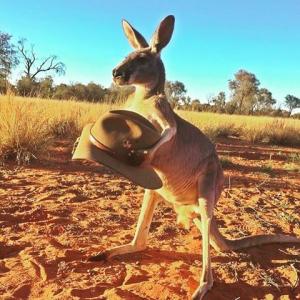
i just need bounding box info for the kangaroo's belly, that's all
[155,182,201,230]
[152,141,213,206]
[156,180,198,205]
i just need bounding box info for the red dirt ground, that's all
[0,139,299,300]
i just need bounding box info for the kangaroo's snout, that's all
[112,65,131,85]
[112,68,123,78]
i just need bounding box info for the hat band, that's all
[89,133,115,155]
[89,129,144,167]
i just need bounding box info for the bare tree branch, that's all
[17,39,65,80]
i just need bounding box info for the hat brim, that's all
[72,124,162,190]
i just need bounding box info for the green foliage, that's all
[104,84,134,104]
[285,94,300,115]
[212,91,226,113]
[86,82,107,101]
[0,32,19,81]
[227,70,277,115]
[16,77,37,97]
[228,69,260,114]
[224,101,237,114]
[256,88,276,113]
[15,79,108,102]
[37,76,54,98]
[190,99,202,111]
[286,153,300,164]
[53,83,74,99]
[165,80,187,107]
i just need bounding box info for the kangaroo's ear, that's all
[122,19,149,50]
[150,15,175,53]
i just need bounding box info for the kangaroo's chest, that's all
[123,98,163,132]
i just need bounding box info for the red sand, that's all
[0,139,299,299]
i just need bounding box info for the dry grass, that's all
[0,96,116,164]
[0,97,52,164]
[178,110,300,145]
[1,95,299,164]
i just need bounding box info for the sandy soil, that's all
[0,139,299,300]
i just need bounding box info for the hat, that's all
[72,110,163,189]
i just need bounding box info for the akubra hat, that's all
[72,110,162,189]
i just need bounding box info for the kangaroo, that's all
[90,15,300,299]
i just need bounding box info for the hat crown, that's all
[90,110,160,165]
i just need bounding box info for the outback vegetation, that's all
[1,30,300,117]
[1,30,300,165]
[0,95,300,166]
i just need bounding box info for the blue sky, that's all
[1,0,300,106]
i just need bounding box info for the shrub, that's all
[0,98,52,164]
[263,120,300,146]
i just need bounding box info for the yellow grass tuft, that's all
[0,97,52,164]
[0,96,116,164]
[262,120,300,146]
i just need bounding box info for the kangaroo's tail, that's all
[209,217,300,252]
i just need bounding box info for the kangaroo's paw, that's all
[88,251,110,262]
[88,243,146,262]
[192,281,213,300]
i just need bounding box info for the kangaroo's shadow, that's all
[93,243,300,299]
[107,242,300,265]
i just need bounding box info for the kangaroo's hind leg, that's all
[192,162,217,300]
[89,190,159,261]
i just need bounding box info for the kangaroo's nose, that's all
[112,68,122,78]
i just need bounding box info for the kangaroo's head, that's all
[112,15,175,96]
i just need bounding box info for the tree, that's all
[53,83,74,100]
[17,39,65,80]
[228,70,260,114]
[212,91,226,113]
[16,76,38,96]
[190,99,201,111]
[285,94,300,116]
[0,32,18,79]
[51,82,108,101]
[255,88,276,113]
[104,83,134,104]
[86,82,106,102]
[165,80,187,107]
[37,76,54,98]
[71,83,88,100]
[0,32,18,93]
